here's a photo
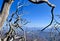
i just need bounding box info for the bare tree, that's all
[0,1,29,41]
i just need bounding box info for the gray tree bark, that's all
[0,0,14,29]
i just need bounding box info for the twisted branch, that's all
[41,7,55,31]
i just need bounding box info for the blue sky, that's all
[0,0,60,28]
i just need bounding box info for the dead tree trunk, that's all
[0,0,14,29]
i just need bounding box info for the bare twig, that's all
[41,7,55,31]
